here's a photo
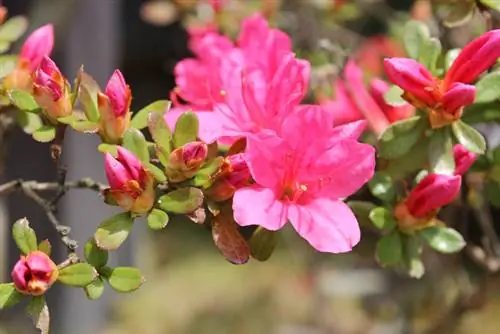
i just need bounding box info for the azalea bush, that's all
[1,0,500,332]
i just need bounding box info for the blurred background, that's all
[1,0,500,333]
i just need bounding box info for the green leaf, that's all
[12,217,37,255]
[94,212,134,251]
[383,85,407,107]
[57,263,98,287]
[379,116,424,159]
[84,239,108,268]
[76,69,100,122]
[173,111,199,148]
[480,0,500,11]
[420,38,442,75]
[445,48,461,71]
[485,180,500,207]
[9,90,39,112]
[97,143,118,156]
[0,55,18,79]
[249,227,278,261]
[84,277,105,300]
[192,157,224,189]
[475,72,500,103]
[420,226,466,253]
[0,16,28,42]
[376,231,403,266]
[428,127,455,175]
[382,136,430,180]
[0,283,23,309]
[107,267,145,293]
[369,207,397,231]
[26,296,50,334]
[132,100,171,130]
[38,239,52,256]
[71,120,99,133]
[404,235,425,279]
[148,108,173,162]
[0,41,9,53]
[145,163,167,183]
[147,209,169,230]
[32,125,56,143]
[452,120,486,154]
[368,172,396,204]
[16,110,43,134]
[347,201,377,228]
[403,20,430,59]
[122,128,150,163]
[158,187,204,214]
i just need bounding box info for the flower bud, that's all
[369,78,414,123]
[97,70,132,143]
[166,141,208,182]
[20,24,55,71]
[453,144,477,175]
[104,147,155,214]
[32,56,72,122]
[206,154,251,201]
[11,251,58,296]
[406,174,461,217]
[445,29,500,86]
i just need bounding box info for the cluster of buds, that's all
[32,56,72,123]
[4,24,54,92]
[11,251,58,296]
[394,144,477,231]
[384,29,500,128]
[97,70,132,143]
[207,154,251,201]
[165,141,208,182]
[104,147,155,214]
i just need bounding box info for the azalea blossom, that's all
[320,60,414,136]
[12,251,58,296]
[384,29,500,128]
[453,144,477,175]
[233,106,375,253]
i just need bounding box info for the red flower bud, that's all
[405,173,461,218]
[97,70,132,143]
[166,141,208,182]
[11,251,58,296]
[104,147,155,214]
[32,56,72,122]
[206,153,251,201]
[453,144,477,175]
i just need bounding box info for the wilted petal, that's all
[442,82,476,114]
[288,199,360,253]
[233,185,287,230]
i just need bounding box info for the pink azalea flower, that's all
[321,60,414,136]
[384,29,500,128]
[233,106,375,253]
[453,144,477,175]
[20,24,54,71]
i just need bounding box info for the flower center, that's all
[281,182,308,203]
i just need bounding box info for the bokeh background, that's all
[1,0,500,333]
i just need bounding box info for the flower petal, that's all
[442,82,476,114]
[233,185,287,230]
[288,199,360,253]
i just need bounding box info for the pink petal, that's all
[104,153,131,189]
[442,83,476,113]
[11,258,29,290]
[244,130,286,190]
[330,120,367,140]
[233,185,287,230]
[369,78,415,123]
[20,24,54,71]
[116,147,143,181]
[105,70,129,117]
[288,199,360,253]
[322,79,363,125]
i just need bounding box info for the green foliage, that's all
[420,226,466,253]
[158,188,204,214]
[57,263,98,287]
[84,277,105,300]
[0,283,24,309]
[379,116,425,159]
[0,16,28,43]
[9,90,40,113]
[347,201,377,227]
[376,231,403,266]
[249,227,278,261]
[173,111,199,148]
[404,235,425,279]
[368,173,396,204]
[475,72,500,103]
[37,240,52,256]
[94,212,134,251]
[451,120,487,154]
[428,127,455,175]
[369,207,396,232]
[26,296,50,334]
[132,100,170,130]
[12,218,37,255]
[106,267,145,293]
[122,128,150,163]
[147,209,170,230]
[84,239,109,269]
[32,125,56,143]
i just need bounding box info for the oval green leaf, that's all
[428,127,455,175]
[173,111,199,148]
[12,218,37,255]
[107,267,145,293]
[249,227,278,261]
[32,125,56,143]
[84,239,108,268]
[132,100,171,130]
[0,283,23,309]
[368,172,396,204]
[94,212,134,251]
[147,209,169,230]
[38,239,52,256]
[420,226,466,253]
[122,128,150,163]
[451,120,486,154]
[9,90,39,112]
[0,16,28,41]
[84,277,105,300]
[158,187,204,214]
[379,116,424,159]
[369,207,397,231]
[375,231,403,266]
[57,263,98,287]
[17,110,43,134]
[475,72,500,103]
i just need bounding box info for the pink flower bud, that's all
[166,141,208,182]
[226,154,251,188]
[453,144,477,175]
[104,147,155,214]
[445,29,500,86]
[11,251,58,296]
[33,57,72,122]
[20,24,54,71]
[405,174,461,218]
[383,58,436,106]
[97,70,132,143]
